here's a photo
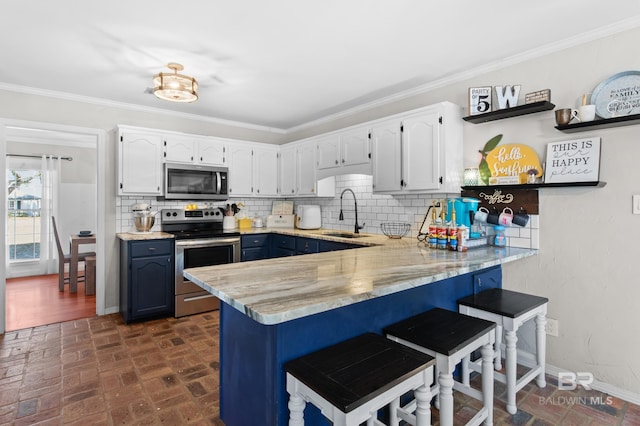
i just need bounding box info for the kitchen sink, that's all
[323,232,367,239]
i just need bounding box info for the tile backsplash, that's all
[117,174,539,249]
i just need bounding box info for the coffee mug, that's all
[555,108,572,126]
[498,207,514,226]
[474,207,489,223]
[486,208,500,225]
[571,105,596,122]
[512,208,530,227]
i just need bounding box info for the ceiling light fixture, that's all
[153,62,199,103]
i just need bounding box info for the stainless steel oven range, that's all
[161,208,240,317]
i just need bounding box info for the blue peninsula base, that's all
[219,266,502,425]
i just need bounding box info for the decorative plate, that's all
[591,70,640,119]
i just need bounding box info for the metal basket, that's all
[380,222,411,239]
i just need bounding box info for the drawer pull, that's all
[184,294,216,302]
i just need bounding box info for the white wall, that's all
[1,25,639,395]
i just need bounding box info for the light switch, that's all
[634,195,640,215]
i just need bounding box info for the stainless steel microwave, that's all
[163,163,229,200]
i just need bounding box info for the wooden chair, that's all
[52,216,95,292]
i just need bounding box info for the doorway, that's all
[1,121,106,333]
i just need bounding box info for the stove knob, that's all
[204,211,209,216]
[165,212,171,217]
[172,212,178,217]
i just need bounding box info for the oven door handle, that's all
[175,237,240,249]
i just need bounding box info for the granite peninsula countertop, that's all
[184,228,537,325]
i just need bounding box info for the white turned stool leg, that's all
[494,324,503,370]
[535,313,547,388]
[288,393,305,426]
[481,343,494,425]
[462,354,471,386]
[414,383,432,426]
[389,398,400,426]
[438,372,455,426]
[504,329,518,415]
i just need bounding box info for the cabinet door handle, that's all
[148,247,156,251]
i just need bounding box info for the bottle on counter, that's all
[437,209,448,250]
[448,205,458,251]
[457,225,469,252]
[493,225,506,247]
[428,206,438,249]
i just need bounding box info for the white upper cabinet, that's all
[227,142,254,197]
[278,141,335,198]
[316,126,371,179]
[340,127,370,167]
[227,142,279,197]
[297,142,318,196]
[279,145,297,196]
[117,126,164,196]
[402,111,440,191]
[371,120,402,192]
[316,134,341,170]
[253,146,279,196]
[198,138,226,165]
[165,134,226,166]
[372,102,462,194]
[164,134,195,163]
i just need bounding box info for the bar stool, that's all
[383,308,496,426]
[285,333,435,426]
[458,289,549,415]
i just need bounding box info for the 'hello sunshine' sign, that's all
[485,144,543,181]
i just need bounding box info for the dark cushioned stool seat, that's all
[285,333,435,425]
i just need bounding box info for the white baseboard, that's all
[514,348,640,405]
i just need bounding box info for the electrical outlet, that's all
[546,318,559,337]
[633,195,640,215]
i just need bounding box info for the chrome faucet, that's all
[339,188,365,233]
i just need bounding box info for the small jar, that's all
[493,225,506,247]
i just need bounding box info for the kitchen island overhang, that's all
[184,239,537,425]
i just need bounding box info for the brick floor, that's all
[1,312,222,425]
[1,311,638,425]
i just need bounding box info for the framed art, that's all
[469,87,492,115]
[544,137,601,183]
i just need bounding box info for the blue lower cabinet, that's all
[119,238,174,323]
[241,234,270,261]
[270,235,296,258]
[296,237,319,255]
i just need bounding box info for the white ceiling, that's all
[2,1,640,131]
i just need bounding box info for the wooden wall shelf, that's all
[555,113,640,133]
[463,101,555,124]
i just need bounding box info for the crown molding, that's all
[0,83,287,135]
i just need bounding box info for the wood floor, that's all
[5,273,96,332]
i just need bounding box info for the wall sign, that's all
[495,85,521,109]
[462,188,539,215]
[485,143,543,181]
[469,87,492,115]
[544,137,601,183]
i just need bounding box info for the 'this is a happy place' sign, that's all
[544,137,601,183]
